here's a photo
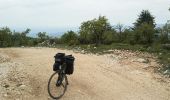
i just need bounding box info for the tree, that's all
[135,23,155,44]
[115,24,126,42]
[159,22,170,43]
[11,32,22,46]
[133,10,156,44]
[93,16,112,45]
[10,28,32,46]
[79,16,112,45]
[0,27,41,47]
[134,10,155,28]
[37,32,49,42]
[103,30,116,44]
[53,37,62,44]
[61,31,78,45]
[0,27,12,47]
[79,21,93,44]
[122,28,134,43]
[21,28,31,37]
[20,28,31,45]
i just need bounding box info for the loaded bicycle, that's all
[47,53,75,99]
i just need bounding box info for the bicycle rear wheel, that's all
[47,72,68,99]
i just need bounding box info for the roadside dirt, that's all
[0,47,170,100]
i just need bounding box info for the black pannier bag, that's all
[53,53,65,71]
[65,55,75,75]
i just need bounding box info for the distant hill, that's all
[24,27,79,38]
[12,24,166,38]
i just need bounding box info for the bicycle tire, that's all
[47,72,68,99]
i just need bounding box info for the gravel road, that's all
[0,48,170,100]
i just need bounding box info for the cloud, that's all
[0,0,169,33]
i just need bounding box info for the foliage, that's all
[37,32,49,43]
[156,22,170,44]
[61,30,78,45]
[134,23,155,44]
[134,10,155,28]
[0,27,12,47]
[0,27,36,47]
[115,24,126,42]
[53,37,62,44]
[79,16,112,45]
[103,30,116,44]
[79,21,93,44]
[123,28,135,44]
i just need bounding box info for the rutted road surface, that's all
[0,48,170,100]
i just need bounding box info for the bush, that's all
[61,31,79,45]
[134,23,155,44]
[0,27,12,47]
[103,31,115,44]
[162,44,170,50]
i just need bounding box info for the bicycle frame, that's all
[56,63,68,86]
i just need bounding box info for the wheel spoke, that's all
[48,72,67,99]
[62,83,65,88]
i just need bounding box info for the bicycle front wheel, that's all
[47,72,68,99]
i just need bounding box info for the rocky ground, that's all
[0,47,170,100]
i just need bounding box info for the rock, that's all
[19,84,27,90]
[16,83,23,87]
[20,85,26,88]
[81,50,85,54]
[124,56,128,59]
[29,90,32,93]
[135,58,149,63]
[20,84,26,88]
[142,66,149,69]
[87,45,90,48]
[159,53,162,56]
[163,69,170,75]
[3,84,10,88]
[0,54,10,63]
[4,93,8,97]
[108,50,114,52]
[48,97,51,100]
[3,92,10,97]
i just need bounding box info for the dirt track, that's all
[0,48,170,100]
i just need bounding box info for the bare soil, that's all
[0,47,170,100]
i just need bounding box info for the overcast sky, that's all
[0,0,170,34]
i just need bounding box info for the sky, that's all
[0,0,170,36]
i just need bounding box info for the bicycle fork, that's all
[56,73,65,87]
